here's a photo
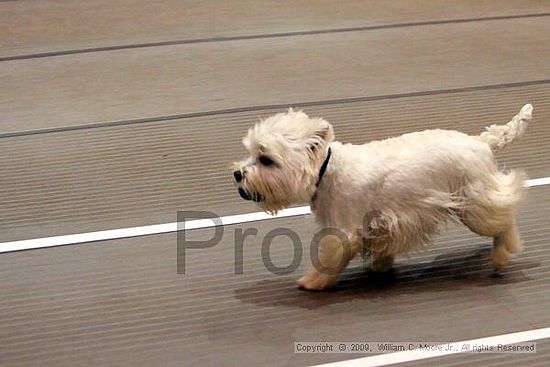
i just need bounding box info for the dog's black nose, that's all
[233,170,243,182]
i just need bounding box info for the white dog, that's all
[232,104,533,290]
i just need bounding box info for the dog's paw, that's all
[297,271,338,291]
[370,255,394,273]
[370,262,393,273]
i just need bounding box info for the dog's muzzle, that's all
[238,188,262,202]
[234,169,262,202]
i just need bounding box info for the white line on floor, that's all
[526,176,550,186]
[310,327,550,367]
[0,177,548,253]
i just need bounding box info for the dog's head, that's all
[232,108,334,213]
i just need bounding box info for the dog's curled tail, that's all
[478,104,533,153]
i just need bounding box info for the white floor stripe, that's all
[310,327,550,367]
[525,176,550,187]
[0,177,548,253]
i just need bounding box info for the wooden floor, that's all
[1,1,549,366]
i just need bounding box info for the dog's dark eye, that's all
[259,155,274,166]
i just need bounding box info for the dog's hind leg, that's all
[492,220,521,270]
[460,171,524,270]
[461,212,521,270]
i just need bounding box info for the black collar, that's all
[315,147,331,188]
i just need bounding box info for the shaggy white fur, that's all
[233,104,533,290]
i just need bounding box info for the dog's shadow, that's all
[234,246,539,310]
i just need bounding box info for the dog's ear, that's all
[306,120,334,155]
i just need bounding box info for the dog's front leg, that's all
[297,233,362,290]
